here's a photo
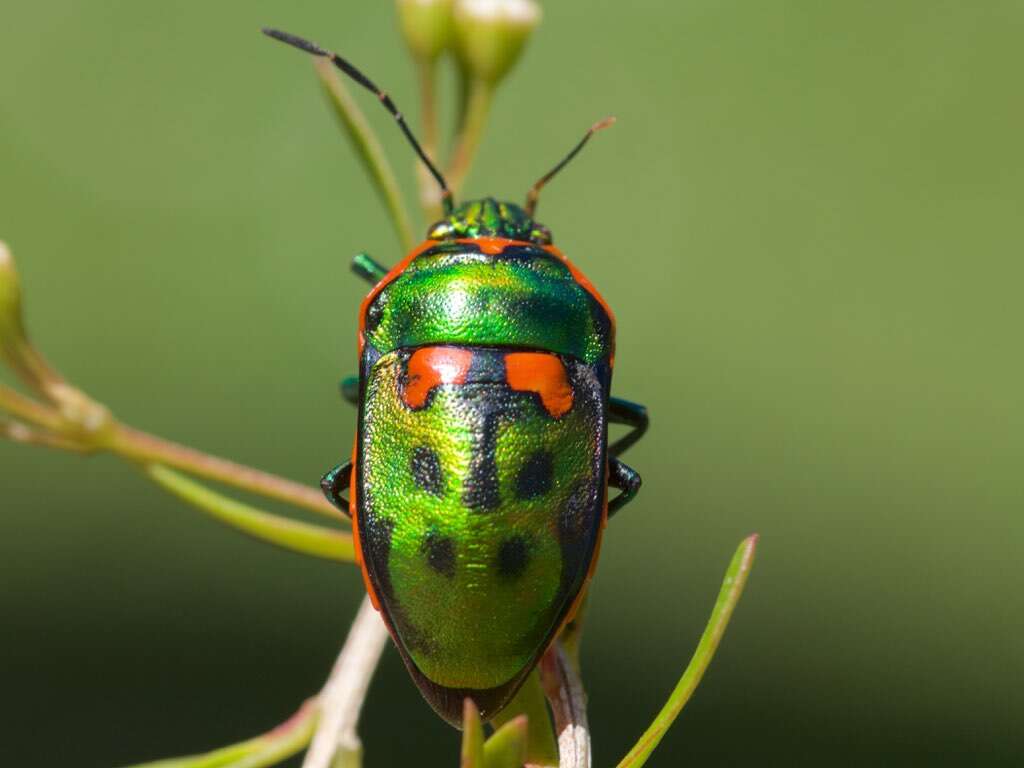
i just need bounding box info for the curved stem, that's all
[145,465,354,563]
[302,596,389,768]
[122,697,319,768]
[1,418,91,452]
[0,384,63,432]
[315,59,416,252]
[109,424,339,520]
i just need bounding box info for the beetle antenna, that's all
[524,117,615,218]
[263,28,454,215]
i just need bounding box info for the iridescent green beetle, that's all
[265,29,648,727]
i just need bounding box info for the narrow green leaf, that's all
[483,715,528,768]
[145,465,354,563]
[616,534,759,768]
[122,698,318,768]
[461,698,485,768]
[490,669,558,766]
[314,60,416,252]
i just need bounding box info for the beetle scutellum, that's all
[265,28,648,727]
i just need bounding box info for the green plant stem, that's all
[418,59,439,161]
[616,534,759,768]
[447,77,495,196]
[109,423,339,519]
[0,399,343,520]
[416,58,445,221]
[1,418,92,452]
[315,59,416,252]
[144,465,354,563]
[123,697,318,768]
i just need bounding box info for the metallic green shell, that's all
[356,346,607,724]
[363,242,612,365]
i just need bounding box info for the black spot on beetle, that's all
[411,446,444,496]
[497,536,529,578]
[362,514,396,599]
[421,531,456,578]
[463,414,502,511]
[516,450,554,500]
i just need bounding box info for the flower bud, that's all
[0,241,29,371]
[0,241,65,397]
[453,0,541,85]
[397,0,455,62]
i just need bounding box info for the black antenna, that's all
[263,28,454,215]
[524,117,616,217]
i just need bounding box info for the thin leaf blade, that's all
[122,698,318,768]
[145,464,354,562]
[617,534,759,767]
[489,669,558,766]
[483,715,528,768]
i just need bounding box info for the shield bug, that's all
[264,28,648,727]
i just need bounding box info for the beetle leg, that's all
[320,461,353,517]
[608,397,649,457]
[339,376,359,405]
[608,458,641,517]
[351,252,389,285]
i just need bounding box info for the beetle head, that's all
[428,198,552,245]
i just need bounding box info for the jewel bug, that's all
[264,28,649,727]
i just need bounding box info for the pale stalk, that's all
[540,642,591,768]
[106,423,338,519]
[303,596,389,768]
[0,397,342,520]
[1,419,92,452]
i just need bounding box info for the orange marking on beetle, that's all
[505,352,574,418]
[403,347,474,408]
[468,236,512,255]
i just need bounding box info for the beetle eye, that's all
[428,221,454,240]
[531,226,553,245]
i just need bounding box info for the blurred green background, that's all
[2,1,1022,765]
